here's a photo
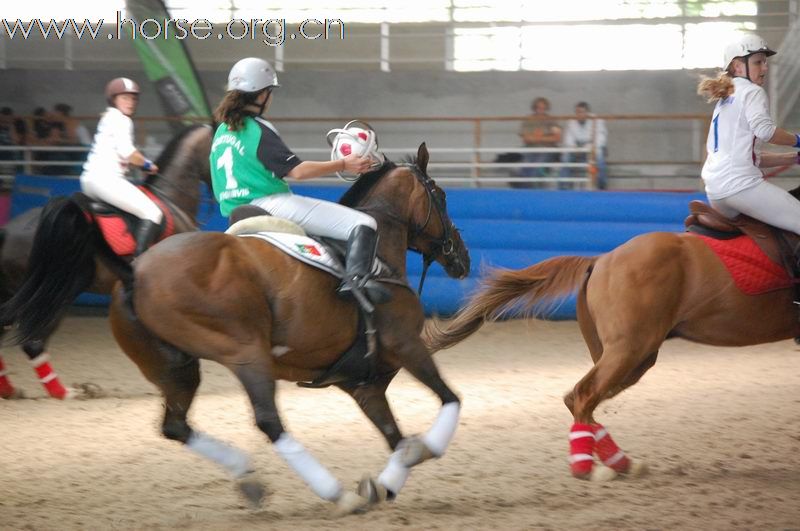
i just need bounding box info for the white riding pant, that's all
[81,176,163,224]
[251,193,376,240]
[710,180,800,235]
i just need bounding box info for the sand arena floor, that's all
[1,315,799,530]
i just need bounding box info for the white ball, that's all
[331,127,371,160]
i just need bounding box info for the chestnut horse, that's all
[424,229,800,481]
[4,144,471,515]
[0,124,213,399]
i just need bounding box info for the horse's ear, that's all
[416,143,429,173]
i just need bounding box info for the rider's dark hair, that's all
[213,89,269,131]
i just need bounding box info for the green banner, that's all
[125,0,211,129]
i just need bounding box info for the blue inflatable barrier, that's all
[8,175,705,319]
[10,175,83,217]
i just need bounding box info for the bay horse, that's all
[3,144,471,515]
[0,124,213,399]
[424,225,800,481]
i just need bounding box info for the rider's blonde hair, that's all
[697,69,736,103]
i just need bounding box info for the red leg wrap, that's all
[0,356,16,398]
[31,356,69,400]
[592,423,630,473]
[569,423,595,477]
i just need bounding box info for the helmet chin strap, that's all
[244,88,272,116]
[732,54,755,83]
[257,88,271,116]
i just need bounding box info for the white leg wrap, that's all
[377,449,411,496]
[28,353,50,367]
[273,433,342,501]
[186,432,253,478]
[422,402,461,457]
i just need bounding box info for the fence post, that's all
[472,118,481,187]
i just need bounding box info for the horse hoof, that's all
[60,387,78,400]
[357,475,388,505]
[237,473,266,508]
[625,460,649,478]
[590,465,618,482]
[333,490,369,517]
[0,388,25,400]
[398,436,435,467]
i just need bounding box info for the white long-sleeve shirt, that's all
[701,77,777,200]
[81,106,137,181]
[563,115,607,150]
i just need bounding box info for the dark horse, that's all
[3,144,470,515]
[0,124,213,399]
[424,223,800,481]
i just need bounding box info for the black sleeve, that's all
[254,119,303,178]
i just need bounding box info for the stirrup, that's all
[338,277,392,305]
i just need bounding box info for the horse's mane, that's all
[155,124,210,169]
[339,160,401,207]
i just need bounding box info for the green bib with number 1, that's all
[209,118,290,216]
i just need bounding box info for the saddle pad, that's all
[94,188,175,256]
[695,234,791,295]
[240,232,344,277]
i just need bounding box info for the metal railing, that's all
[8,112,799,190]
[0,144,594,188]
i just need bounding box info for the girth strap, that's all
[296,310,379,389]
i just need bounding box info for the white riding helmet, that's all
[227,57,280,93]
[326,120,386,181]
[722,33,776,70]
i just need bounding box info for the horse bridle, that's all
[405,164,459,295]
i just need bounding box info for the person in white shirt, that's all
[80,77,161,256]
[698,33,800,233]
[561,101,608,189]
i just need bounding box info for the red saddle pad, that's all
[695,234,791,295]
[93,188,175,257]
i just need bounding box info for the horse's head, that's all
[150,124,214,221]
[340,143,470,281]
[402,143,470,280]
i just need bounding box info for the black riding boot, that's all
[338,225,392,304]
[134,219,161,257]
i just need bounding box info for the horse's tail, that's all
[0,196,130,344]
[424,256,597,352]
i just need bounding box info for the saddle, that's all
[73,186,176,258]
[227,205,397,390]
[684,200,800,281]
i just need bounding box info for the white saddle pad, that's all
[240,232,344,276]
[230,216,391,279]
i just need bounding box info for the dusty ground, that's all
[1,314,799,530]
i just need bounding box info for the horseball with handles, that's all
[326,120,386,181]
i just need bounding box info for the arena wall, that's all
[9,174,702,318]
